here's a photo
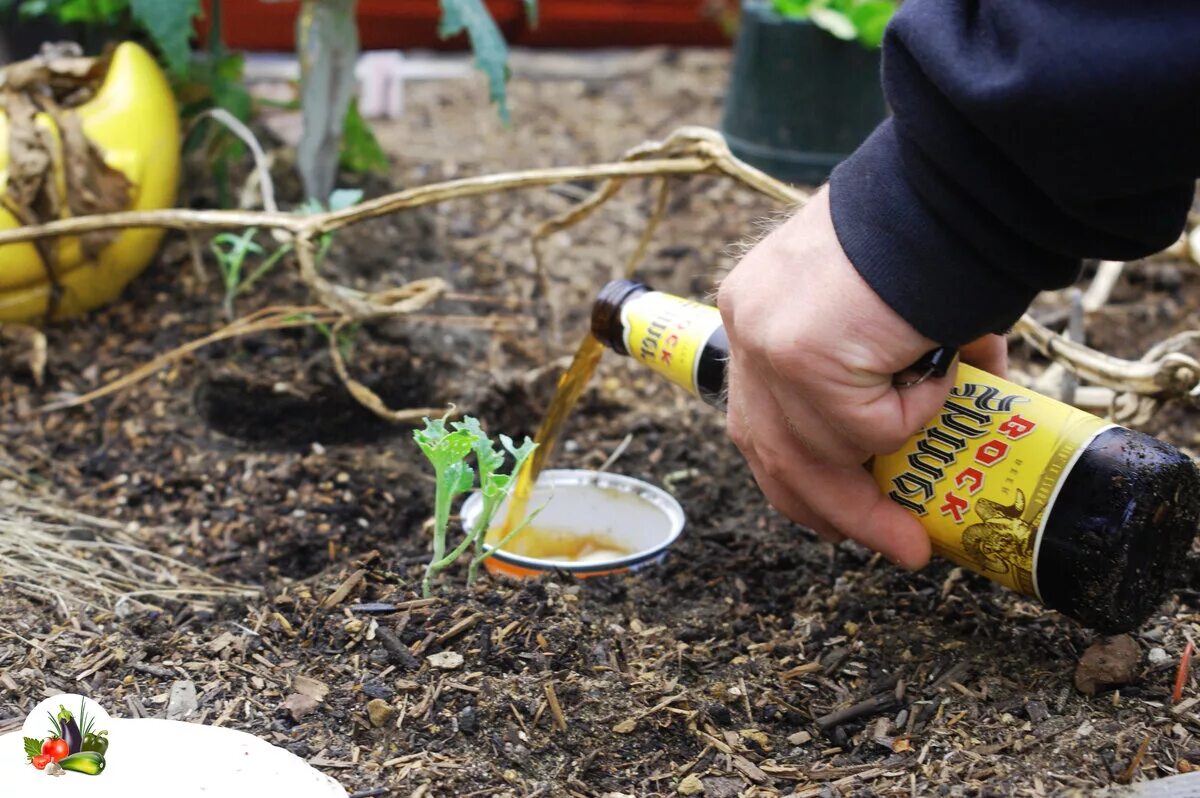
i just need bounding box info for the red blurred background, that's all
[197,0,731,51]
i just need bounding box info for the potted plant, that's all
[720,0,895,185]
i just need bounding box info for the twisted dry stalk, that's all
[0,125,1195,420]
[0,483,257,615]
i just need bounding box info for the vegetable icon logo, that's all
[21,695,109,777]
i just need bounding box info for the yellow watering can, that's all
[0,42,180,324]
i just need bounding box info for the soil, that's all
[3,49,1200,797]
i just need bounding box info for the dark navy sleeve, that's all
[829,1,1200,346]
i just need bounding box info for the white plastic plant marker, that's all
[2,708,347,796]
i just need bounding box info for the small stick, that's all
[322,569,366,609]
[598,433,633,473]
[375,627,420,670]
[1061,288,1084,404]
[1082,260,1126,312]
[1118,734,1152,784]
[434,612,484,647]
[1175,640,1194,705]
[545,682,567,732]
[815,693,899,732]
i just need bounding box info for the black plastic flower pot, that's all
[0,9,122,64]
[720,1,888,185]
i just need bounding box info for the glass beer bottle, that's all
[591,279,1200,633]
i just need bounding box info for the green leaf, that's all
[483,473,510,497]
[414,416,450,457]
[446,460,475,498]
[129,0,202,75]
[24,737,42,762]
[414,419,480,472]
[522,0,537,27]
[439,0,512,123]
[771,0,814,19]
[453,416,505,483]
[339,99,389,175]
[500,433,536,465]
[846,0,894,47]
[327,188,364,212]
[808,7,856,40]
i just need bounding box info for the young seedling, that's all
[413,414,540,596]
[452,417,541,585]
[208,189,363,319]
[209,228,293,319]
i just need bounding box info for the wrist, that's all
[829,122,1051,346]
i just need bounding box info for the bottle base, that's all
[1037,427,1200,633]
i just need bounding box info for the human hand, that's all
[717,186,1007,569]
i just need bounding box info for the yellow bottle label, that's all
[621,291,722,397]
[872,364,1112,599]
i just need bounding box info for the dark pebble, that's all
[361,682,394,700]
[707,702,732,726]
[457,705,478,734]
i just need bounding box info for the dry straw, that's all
[0,482,257,614]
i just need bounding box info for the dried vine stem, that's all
[41,294,525,413]
[3,125,1193,419]
[0,127,799,323]
[1012,314,1200,403]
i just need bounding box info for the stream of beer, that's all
[488,333,608,548]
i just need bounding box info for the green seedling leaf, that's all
[500,433,536,465]
[413,415,451,452]
[453,416,505,483]
[327,188,365,212]
[481,472,510,500]
[522,0,538,27]
[297,188,364,214]
[445,460,475,499]
[439,0,513,123]
[414,421,479,472]
[210,230,262,288]
[339,99,388,175]
[129,0,202,75]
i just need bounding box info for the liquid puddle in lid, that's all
[498,526,633,564]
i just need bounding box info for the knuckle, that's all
[715,275,742,324]
[757,447,792,484]
[725,414,750,450]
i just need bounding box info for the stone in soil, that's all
[167,680,198,721]
[367,698,396,728]
[1075,634,1142,696]
[456,705,478,734]
[427,650,464,670]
